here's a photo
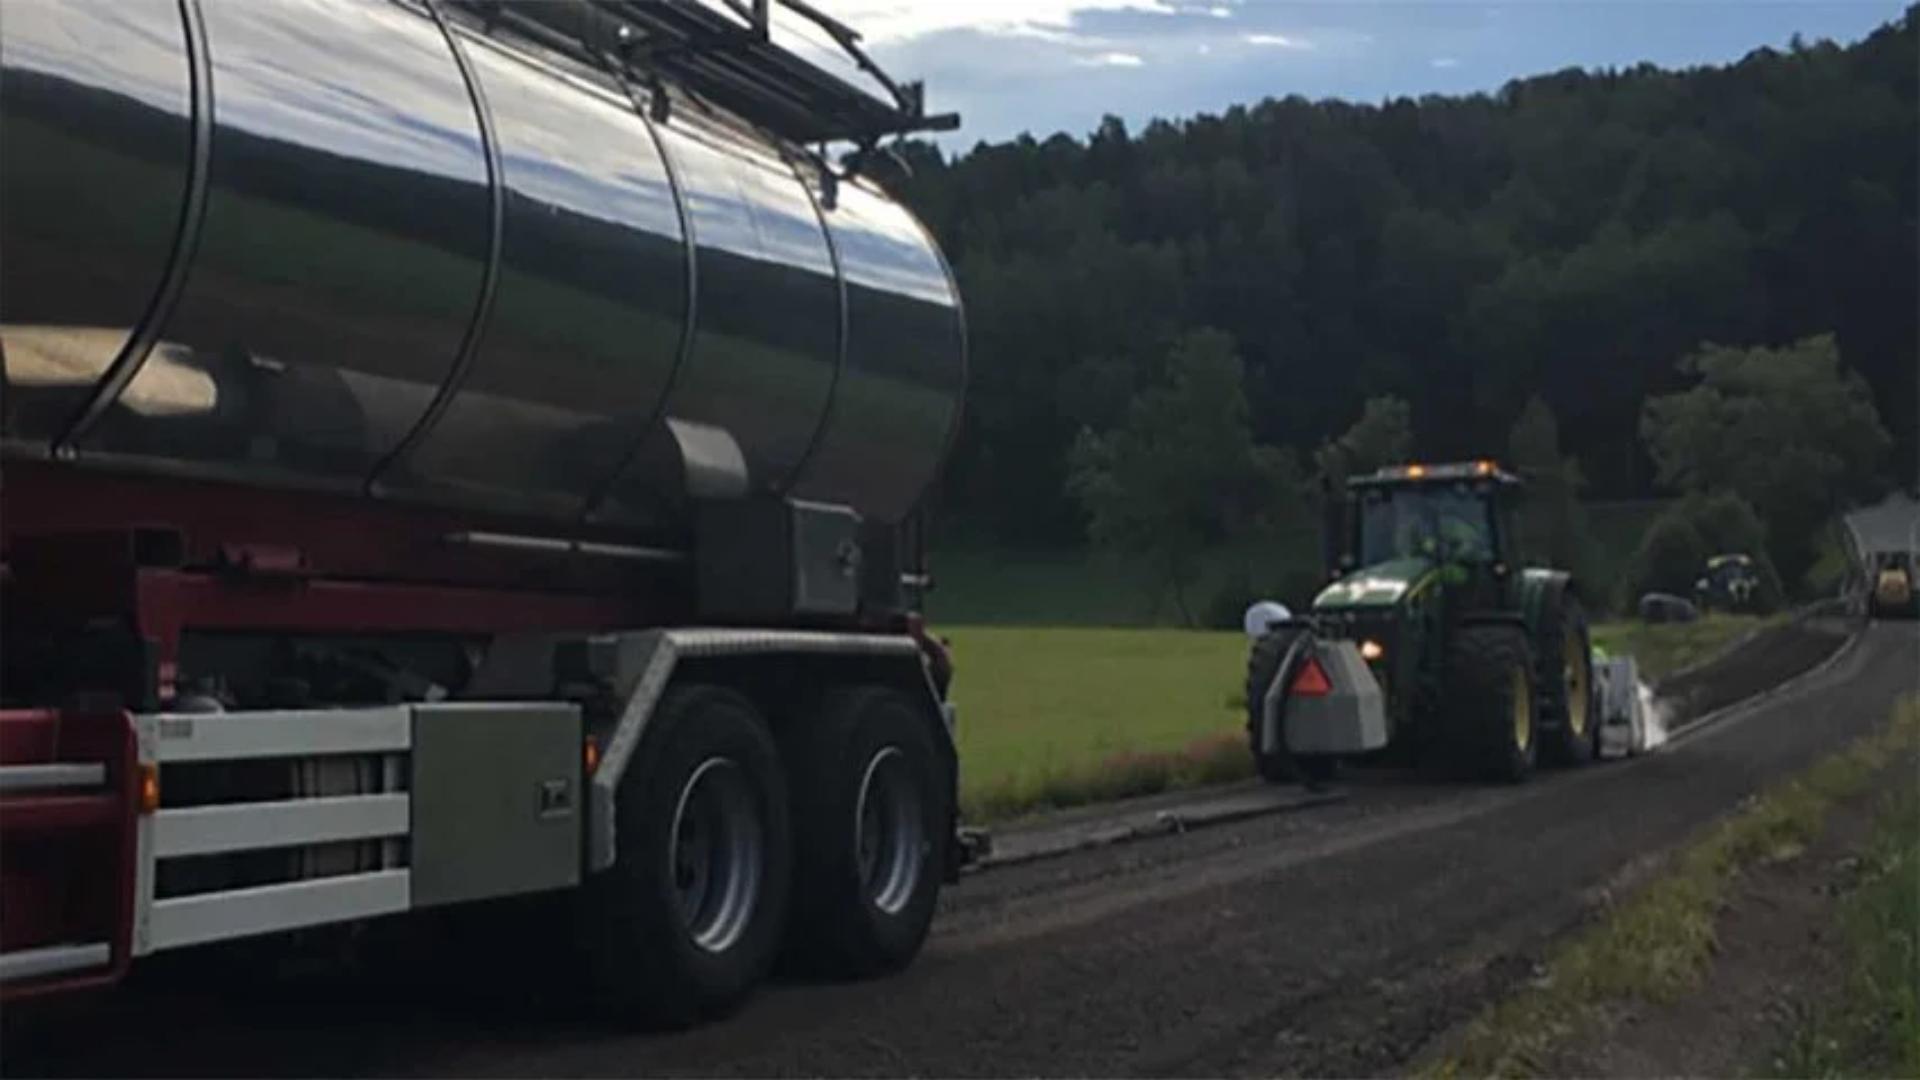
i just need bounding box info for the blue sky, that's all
[787,2,1909,148]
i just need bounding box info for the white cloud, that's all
[1207,5,1232,17]
[1431,56,1461,68]
[799,1,1177,45]
[1197,42,1213,54]
[1077,50,1146,66]
[1243,32,1312,49]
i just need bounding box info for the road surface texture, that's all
[8,613,1911,1079]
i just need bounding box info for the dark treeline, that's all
[893,9,1916,546]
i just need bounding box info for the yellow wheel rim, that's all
[1511,664,1533,753]
[1564,626,1590,738]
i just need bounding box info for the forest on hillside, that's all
[890,8,1916,549]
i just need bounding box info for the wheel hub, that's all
[668,757,763,954]
[1564,626,1590,738]
[854,746,925,915]
[1511,665,1533,753]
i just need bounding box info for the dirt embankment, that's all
[1657,603,1856,726]
[1536,751,1917,1077]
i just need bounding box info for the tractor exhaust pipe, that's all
[1320,475,1347,578]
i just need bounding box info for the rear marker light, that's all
[137,763,160,814]
[1290,656,1333,697]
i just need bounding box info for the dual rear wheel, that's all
[1442,593,1598,781]
[581,682,947,1026]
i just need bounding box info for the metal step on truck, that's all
[0,0,971,1024]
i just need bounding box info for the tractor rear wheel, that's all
[1443,624,1537,782]
[1536,592,1598,767]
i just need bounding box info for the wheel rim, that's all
[1511,665,1533,753]
[668,757,763,954]
[855,746,925,916]
[1563,626,1591,738]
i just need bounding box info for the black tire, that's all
[1535,591,1598,767]
[1245,627,1305,784]
[579,684,791,1027]
[1443,623,1537,783]
[785,686,948,978]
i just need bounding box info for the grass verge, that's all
[1767,776,1920,1077]
[1590,613,1782,684]
[964,730,1253,823]
[945,626,1251,822]
[1427,695,1920,1079]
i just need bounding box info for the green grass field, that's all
[945,626,1251,820]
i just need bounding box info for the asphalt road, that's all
[10,616,1913,1079]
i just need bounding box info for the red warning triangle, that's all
[1290,655,1333,697]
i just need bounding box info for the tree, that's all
[1620,505,1710,609]
[1313,396,1414,489]
[895,9,1915,548]
[1640,333,1890,583]
[1621,492,1783,611]
[1506,397,1598,581]
[1068,329,1274,624]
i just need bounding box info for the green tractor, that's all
[1245,460,1598,784]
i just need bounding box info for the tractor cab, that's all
[1317,460,1523,614]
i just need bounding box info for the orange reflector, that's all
[584,736,601,776]
[1290,655,1333,697]
[1405,464,1427,478]
[137,763,160,814]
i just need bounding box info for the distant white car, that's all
[1243,600,1293,639]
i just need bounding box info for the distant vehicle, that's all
[1869,553,1917,619]
[1694,553,1761,612]
[1638,592,1701,623]
[1245,460,1600,786]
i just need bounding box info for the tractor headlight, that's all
[1359,639,1385,662]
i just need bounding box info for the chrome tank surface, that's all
[0,0,964,529]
